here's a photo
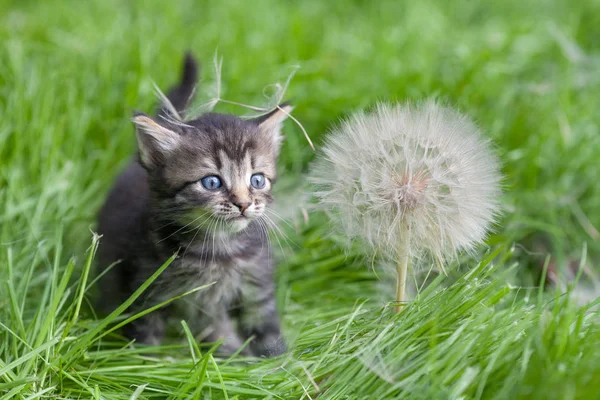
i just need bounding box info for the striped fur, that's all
[96,54,289,357]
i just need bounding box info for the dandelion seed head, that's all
[310,101,502,265]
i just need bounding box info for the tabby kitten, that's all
[96,54,291,357]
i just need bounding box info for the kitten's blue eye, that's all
[200,175,222,190]
[250,173,266,189]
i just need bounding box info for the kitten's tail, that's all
[158,52,199,120]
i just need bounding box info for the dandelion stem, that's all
[395,229,411,312]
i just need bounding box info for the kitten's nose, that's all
[233,201,251,214]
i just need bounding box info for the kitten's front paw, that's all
[123,323,164,346]
[215,340,253,357]
[252,334,287,358]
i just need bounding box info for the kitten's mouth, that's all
[227,216,251,233]
[181,211,253,233]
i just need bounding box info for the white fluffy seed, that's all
[310,100,502,268]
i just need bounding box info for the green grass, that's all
[2,0,600,398]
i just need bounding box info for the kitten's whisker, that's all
[183,217,213,239]
[255,216,273,266]
[256,217,271,253]
[263,214,294,249]
[265,208,294,229]
[152,209,192,231]
[181,214,213,235]
[201,217,216,264]
[261,218,275,266]
[157,212,209,243]
[183,216,212,260]
[210,218,222,264]
[204,219,219,264]
[198,218,216,265]
[152,206,208,231]
[153,219,180,231]
[259,215,286,254]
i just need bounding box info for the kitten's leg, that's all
[239,277,286,357]
[122,310,166,346]
[204,313,252,356]
[103,262,168,346]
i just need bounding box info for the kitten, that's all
[96,53,291,357]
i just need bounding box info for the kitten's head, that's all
[134,104,292,234]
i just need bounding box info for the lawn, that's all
[1,0,600,398]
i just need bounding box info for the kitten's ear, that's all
[132,113,181,168]
[253,103,294,145]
